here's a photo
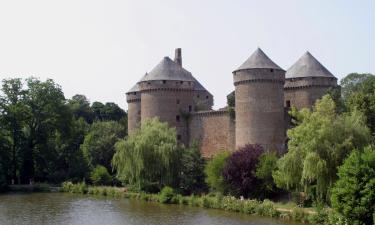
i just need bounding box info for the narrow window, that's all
[189,105,192,112]
[176,99,180,104]
[197,94,200,98]
[180,81,183,84]
[206,95,209,99]
[177,135,181,140]
[176,115,180,122]
[162,80,166,84]
[286,100,291,108]
[270,69,274,72]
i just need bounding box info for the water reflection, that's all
[0,193,301,225]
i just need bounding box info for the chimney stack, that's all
[174,48,182,66]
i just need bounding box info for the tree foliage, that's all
[90,165,112,186]
[81,121,125,171]
[223,144,263,198]
[204,151,230,194]
[343,74,375,133]
[331,148,375,225]
[256,151,279,196]
[178,142,206,195]
[112,118,179,191]
[273,95,373,201]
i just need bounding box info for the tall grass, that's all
[61,182,339,224]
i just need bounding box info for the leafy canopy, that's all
[331,148,375,225]
[204,151,230,194]
[273,95,372,201]
[223,144,263,198]
[112,118,179,191]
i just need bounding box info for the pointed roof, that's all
[126,73,148,93]
[286,51,335,79]
[234,48,283,72]
[141,56,195,82]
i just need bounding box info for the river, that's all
[0,193,303,225]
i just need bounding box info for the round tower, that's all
[233,48,285,153]
[284,51,338,109]
[138,51,196,145]
[126,81,142,135]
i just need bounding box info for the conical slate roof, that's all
[234,48,283,72]
[126,73,148,93]
[141,56,195,82]
[286,52,335,79]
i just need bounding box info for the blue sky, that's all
[0,0,374,109]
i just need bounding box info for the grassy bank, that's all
[60,182,348,225]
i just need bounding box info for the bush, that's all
[90,165,112,186]
[255,151,279,198]
[223,144,263,198]
[178,143,206,195]
[205,151,230,194]
[159,186,175,204]
[331,148,375,225]
[255,200,279,218]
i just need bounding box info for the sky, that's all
[0,0,374,110]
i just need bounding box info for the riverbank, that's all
[60,182,344,225]
[5,183,58,193]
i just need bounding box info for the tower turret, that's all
[284,51,338,109]
[138,53,196,145]
[233,48,285,152]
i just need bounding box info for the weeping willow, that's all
[112,118,179,190]
[273,95,372,201]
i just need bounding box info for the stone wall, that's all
[189,110,235,158]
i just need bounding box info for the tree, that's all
[68,94,93,123]
[204,151,230,194]
[0,78,28,183]
[340,73,373,99]
[90,165,112,186]
[81,121,125,171]
[256,151,279,197]
[222,144,263,198]
[331,148,375,225]
[178,142,206,195]
[273,95,373,202]
[22,77,71,183]
[112,118,179,192]
[344,74,375,133]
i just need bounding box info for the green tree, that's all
[344,74,375,133]
[81,121,125,171]
[256,151,279,196]
[112,118,179,192]
[90,165,112,186]
[273,95,372,202]
[22,77,71,183]
[68,94,93,123]
[0,78,28,183]
[331,148,375,225]
[340,73,373,99]
[178,142,206,194]
[204,151,230,193]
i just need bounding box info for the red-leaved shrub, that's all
[222,144,263,198]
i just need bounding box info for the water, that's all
[0,193,302,225]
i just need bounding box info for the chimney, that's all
[174,48,182,66]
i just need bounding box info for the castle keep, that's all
[126,48,337,157]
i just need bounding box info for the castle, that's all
[126,48,337,157]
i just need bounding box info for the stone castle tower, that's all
[284,52,338,109]
[233,48,286,153]
[127,48,337,156]
[126,49,213,145]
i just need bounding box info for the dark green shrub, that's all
[255,200,279,218]
[159,186,175,204]
[205,151,230,194]
[331,148,375,225]
[90,165,112,186]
